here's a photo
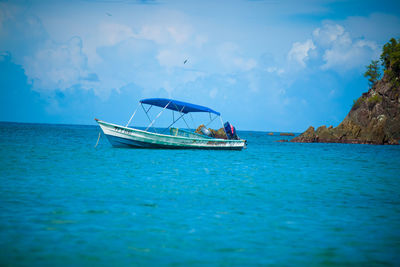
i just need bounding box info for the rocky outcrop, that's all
[291,74,400,145]
[280,133,295,136]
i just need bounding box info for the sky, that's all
[1,0,400,132]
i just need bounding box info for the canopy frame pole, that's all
[142,103,153,125]
[125,103,140,127]
[205,113,218,128]
[189,113,195,129]
[161,104,186,134]
[181,114,191,130]
[145,101,171,132]
[170,102,192,130]
[145,104,152,113]
[161,111,186,134]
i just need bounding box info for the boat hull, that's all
[96,119,245,150]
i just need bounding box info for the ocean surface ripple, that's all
[0,122,400,266]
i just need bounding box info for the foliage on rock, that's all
[292,37,400,145]
[380,38,400,87]
[364,60,381,88]
[352,96,365,110]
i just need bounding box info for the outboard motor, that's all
[224,122,239,140]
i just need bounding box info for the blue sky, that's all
[1,0,400,131]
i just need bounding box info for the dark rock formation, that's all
[291,74,400,145]
[275,139,288,142]
[280,133,295,136]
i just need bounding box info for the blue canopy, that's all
[140,98,220,116]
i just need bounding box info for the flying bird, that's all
[183,59,188,64]
[106,12,112,16]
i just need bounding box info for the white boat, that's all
[95,98,246,150]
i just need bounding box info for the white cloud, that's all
[209,88,218,99]
[194,34,208,48]
[98,23,134,46]
[322,40,378,70]
[1,1,260,102]
[314,23,379,70]
[313,23,345,47]
[226,77,236,85]
[162,81,173,96]
[156,49,187,68]
[234,57,257,71]
[23,37,92,93]
[0,51,10,61]
[288,22,380,71]
[247,73,259,92]
[287,39,315,67]
[136,23,193,45]
[217,42,257,72]
[0,3,47,60]
[137,25,170,44]
[0,2,18,32]
[266,66,284,75]
[166,26,190,44]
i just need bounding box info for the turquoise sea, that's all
[1,122,400,266]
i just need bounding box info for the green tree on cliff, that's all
[380,38,400,86]
[364,38,400,88]
[364,60,381,87]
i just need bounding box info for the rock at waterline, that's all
[291,76,400,145]
[280,133,294,136]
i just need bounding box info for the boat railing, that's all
[169,128,214,139]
